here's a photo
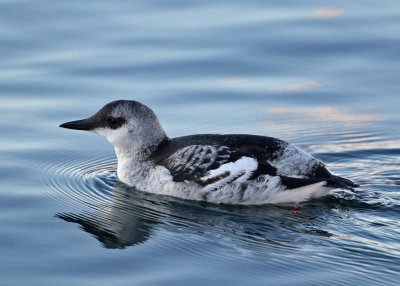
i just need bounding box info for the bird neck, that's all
[114,135,168,162]
[114,136,168,185]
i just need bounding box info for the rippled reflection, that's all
[216,77,246,84]
[268,80,322,92]
[262,105,394,153]
[55,179,346,250]
[265,105,384,129]
[54,177,400,267]
[56,183,156,249]
[312,7,346,19]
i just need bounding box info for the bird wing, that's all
[152,134,356,190]
[158,144,277,191]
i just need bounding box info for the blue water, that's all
[1,0,400,285]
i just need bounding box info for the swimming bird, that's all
[60,100,358,204]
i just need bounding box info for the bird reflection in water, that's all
[56,182,162,249]
[56,181,337,250]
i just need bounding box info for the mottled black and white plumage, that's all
[60,100,358,204]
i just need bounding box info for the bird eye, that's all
[107,117,125,129]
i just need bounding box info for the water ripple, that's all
[15,142,399,278]
[28,148,117,210]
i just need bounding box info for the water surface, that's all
[1,1,399,285]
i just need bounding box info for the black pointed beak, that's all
[59,119,95,131]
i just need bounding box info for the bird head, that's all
[60,100,167,155]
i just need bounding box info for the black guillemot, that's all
[60,100,358,204]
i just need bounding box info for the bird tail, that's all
[326,175,359,190]
[280,175,359,191]
[274,175,359,203]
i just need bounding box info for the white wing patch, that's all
[200,156,258,191]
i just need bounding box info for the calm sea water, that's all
[1,1,399,285]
